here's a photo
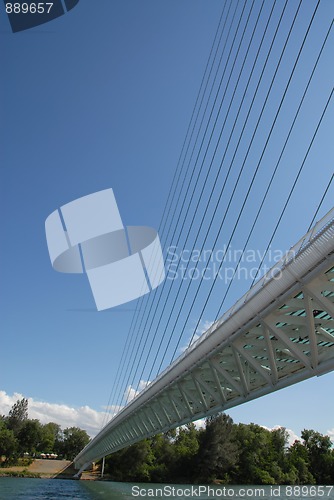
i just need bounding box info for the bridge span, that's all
[75,208,334,470]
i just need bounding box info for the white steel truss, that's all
[75,208,334,470]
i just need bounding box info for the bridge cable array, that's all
[159,1,332,364]
[102,0,333,427]
[100,0,230,428]
[109,0,247,416]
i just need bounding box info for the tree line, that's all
[1,399,333,484]
[0,398,90,464]
[104,413,334,485]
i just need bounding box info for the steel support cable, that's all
[117,1,248,407]
[307,172,334,232]
[122,1,238,359]
[158,0,239,248]
[138,0,276,389]
[250,87,334,288]
[165,0,315,363]
[121,0,255,402]
[100,299,142,428]
[154,0,301,371]
[114,2,237,408]
[183,0,322,351]
[107,3,231,412]
[104,2,329,426]
[129,3,233,325]
[140,0,292,387]
[109,0,235,406]
[130,0,258,398]
[158,1,230,244]
[215,19,332,320]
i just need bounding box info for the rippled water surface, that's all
[0,478,89,499]
[1,478,334,500]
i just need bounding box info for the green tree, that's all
[17,419,43,455]
[301,429,334,484]
[0,419,18,464]
[231,423,277,484]
[40,422,61,453]
[196,413,238,483]
[60,427,90,460]
[271,427,288,463]
[149,433,175,482]
[267,427,293,484]
[106,439,154,481]
[287,440,315,484]
[6,398,28,435]
[171,423,199,481]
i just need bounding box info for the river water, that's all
[0,478,333,499]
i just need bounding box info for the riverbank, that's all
[0,459,103,480]
[0,459,80,479]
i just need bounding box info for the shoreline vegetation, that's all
[101,414,334,485]
[0,469,41,479]
[0,398,90,475]
[1,398,334,484]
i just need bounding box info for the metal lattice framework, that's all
[75,209,334,470]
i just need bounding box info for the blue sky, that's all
[0,0,333,441]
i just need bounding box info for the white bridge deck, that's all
[75,208,334,470]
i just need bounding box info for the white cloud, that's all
[180,319,214,353]
[179,421,300,444]
[0,390,120,438]
[193,418,206,429]
[327,428,334,443]
[188,420,300,445]
[261,424,300,446]
[124,380,150,403]
[198,320,215,334]
[285,429,300,446]
[0,391,306,450]
[101,404,123,414]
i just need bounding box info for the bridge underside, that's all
[75,215,334,470]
